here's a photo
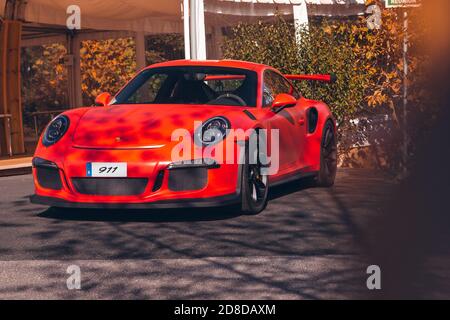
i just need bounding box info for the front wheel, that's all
[316,120,338,187]
[238,137,269,215]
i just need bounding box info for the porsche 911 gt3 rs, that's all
[31,59,337,214]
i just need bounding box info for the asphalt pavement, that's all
[0,169,445,299]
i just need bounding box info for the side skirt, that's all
[269,170,318,188]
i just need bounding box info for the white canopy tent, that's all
[1,0,366,57]
[1,0,366,27]
[1,0,183,33]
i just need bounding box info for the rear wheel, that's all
[316,120,337,187]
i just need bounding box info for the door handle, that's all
[298,117,305,126]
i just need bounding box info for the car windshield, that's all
[112,66,258,107]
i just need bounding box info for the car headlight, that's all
[195,116,231,146]
[42,115,70,147]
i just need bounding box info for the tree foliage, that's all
[146,33,184,65]
[222,4,427,172]
[21,44,68,132]
[80,38,137,105]
[21,34,184,130]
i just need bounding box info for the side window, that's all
[271,72,291,96]
[127,73,168,103]
[282,77,300,100]
[262,72,275,107]
[262,70,299,107]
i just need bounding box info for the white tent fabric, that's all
[217,0,365,5]
[1,0,368,62]
[219,0,365,3]
[207,0,366,16]
[19,0,183,33]
[1,0,367,31]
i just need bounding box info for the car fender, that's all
[34,107,92,168]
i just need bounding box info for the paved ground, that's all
[0,169,446,299]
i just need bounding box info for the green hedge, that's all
[222,18,368,123]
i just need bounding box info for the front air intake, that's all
[72,178,148,196]
[152,170,165,192]
[36,167,63,190]
[168,168,207,191]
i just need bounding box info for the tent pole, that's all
[73,34,82,107]
[183,0,191,60]
[293,0,309,46]
[135,31,146,71]
[189,0,206,60]
[402,9,409,174]
[67,32,82,108]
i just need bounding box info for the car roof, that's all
[145,59,269,72]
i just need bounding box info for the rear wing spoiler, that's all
[284,74,337,83]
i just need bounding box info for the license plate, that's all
[86,162,127,177]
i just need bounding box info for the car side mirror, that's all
[94,92,112,107]
[271,93,297,113]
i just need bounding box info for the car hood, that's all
[72,104,243,149]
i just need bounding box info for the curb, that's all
[0,165,32,177]
[0,159,33,177]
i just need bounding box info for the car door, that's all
[262,70,306,174]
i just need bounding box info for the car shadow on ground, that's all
[37,178,316,223]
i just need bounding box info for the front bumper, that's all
[30,193,240,209]
[31,145,242,209]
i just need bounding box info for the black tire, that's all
[316,120,338,187]
[238,133,269,215]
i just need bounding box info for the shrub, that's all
[222,7,427,173]
[81,38,137,105]
[223,17,367,123]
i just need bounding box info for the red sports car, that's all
[31,60,337,214]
